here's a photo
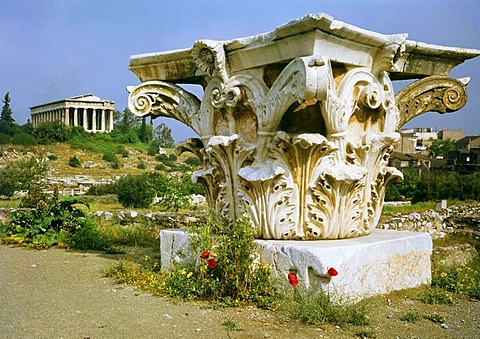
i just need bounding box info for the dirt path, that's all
[0,245,322,338]
[1,244,479,338]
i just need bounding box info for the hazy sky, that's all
[1,0,479,142]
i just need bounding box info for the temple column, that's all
[92,109,97,131]
[83,108,88,131]
[73,108,78,126]
[65,108,69,126]
[101,109,106,131]
[109,109,113,132]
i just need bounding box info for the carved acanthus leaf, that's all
[395,76,469,129]
[309,163,368,239]
[204,135,256,222]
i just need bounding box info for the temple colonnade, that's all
[30,94,115,132]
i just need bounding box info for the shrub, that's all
[115,174,155,208]
[147,142,159,156]
[156,153,169,162]
[412,172,480,203]
[69,155,81,167]
[33,121,71,144]
[115,145,129,158]
[168,153,177,162]
[0,157,48,198]
[0,133,11,144]
[12,132,36,146]
[163,215,275,305]
[0,194,107,250]
[110,157,121,169]
[102,152,117,163]
[137,162,146,169]
[185,156,201,167]
[87,184,117,196]
[47,154,58,161]
[102,152,120,169]
[154,164,165,171]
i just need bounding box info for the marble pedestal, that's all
[160,229,432,302]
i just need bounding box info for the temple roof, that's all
[30,94,114,110]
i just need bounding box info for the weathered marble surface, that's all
[160,228,432,302]
[129,13,479,239]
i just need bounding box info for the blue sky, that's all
[1,0,479,142]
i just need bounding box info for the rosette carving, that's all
[191,40,227,79]
[395,76,469,128]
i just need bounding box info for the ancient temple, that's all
[30,94,115,132]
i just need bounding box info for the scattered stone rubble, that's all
[92,210,205,228]
[0,207,206,230]
[379,203,480,239]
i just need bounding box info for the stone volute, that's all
[128,13,479,240]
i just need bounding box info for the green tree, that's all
[0,157,48,198]
[139,117,148,143]
[114,108,139,133]
[0,92,16,136]
[115,174,156,208]
[153,122,175,148]
[33,121,70,144]
[428,138,456,157]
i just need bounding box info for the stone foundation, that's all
[159,229,432,302]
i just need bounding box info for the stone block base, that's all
[160,229,432,302]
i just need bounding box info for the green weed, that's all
[420,289,454,305]
[400,311,421,323]
[423,312,445,324]
[283,286,369,326]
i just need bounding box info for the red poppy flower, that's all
[288,272,298,288]
[207,258,217,269]
[327,267,338,277]
[200,251,210,259]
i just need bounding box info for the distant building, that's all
[456,136,480,153]
[389,152,431,173]
[446,135,480,172]
[438,129,463,141]
[30,94,115,132]
[396,127,437,154]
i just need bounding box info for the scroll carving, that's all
[127,81,205,135]
[395,76,469,128]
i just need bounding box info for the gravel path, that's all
[0,245,319,338]
[2,244,479,338]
